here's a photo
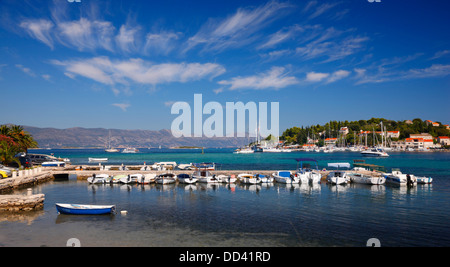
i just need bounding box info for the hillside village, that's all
[280,118,450,151]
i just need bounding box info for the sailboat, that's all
[105,130,119,153]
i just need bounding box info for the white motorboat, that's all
[238,173,262,184]
[119,174,143,184]
[87,174,110,184]
[138,173,156,184]
[348,173,385,185]
[361,148,389,157]
[234,147,254,154]
[217,174,237,183]
[155,173,176,184]
[327,171,349,185]
[111,174,127,183]
[177,173,198,184]
[151,162,178,170]
[295,170,310,184]
[326,163,351,185]
[384,169,416,186]
[192,169,220,183]
[416,176,433,184]
[295,158,321,184]
[89,158,108,162]
[259,175,273,183]
[122,147,139,153]
[273,171,298,184]
[178,163,194,170]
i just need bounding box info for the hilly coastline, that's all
[23,126,249,149]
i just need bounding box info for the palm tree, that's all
[5,125,38,153]
[0,124,38,166]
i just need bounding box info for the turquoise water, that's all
[0,149,449,247]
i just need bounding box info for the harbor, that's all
[0,148,448,247]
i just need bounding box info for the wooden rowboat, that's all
[56,203,116,215]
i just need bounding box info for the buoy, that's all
[120,210,128,215]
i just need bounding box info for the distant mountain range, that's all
[24,126,250,148]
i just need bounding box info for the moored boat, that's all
[416,176,433,184]
[348,173,385,185]
[87,174,110,184]
[137,173,156,184]
[56,203,116,215]
[384,169,416,186]
[177,173,198,184]
[217,174,237,183]
[238,173,262,184]
[155,173,176,184]
[192,169,219,183]
[326,163,351,185]
[273,171,298,184]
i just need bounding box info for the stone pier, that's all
[0,189,45,212]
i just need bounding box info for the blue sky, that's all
[0,0,449,134]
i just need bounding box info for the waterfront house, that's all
[410,133,433,140]
[325,138,337,146]
[405,138,434,149]
[387,131,400,139]
[438,136,450,146]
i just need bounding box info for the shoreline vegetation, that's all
[280,117,450,149]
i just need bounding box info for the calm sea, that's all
[0,148,449,247]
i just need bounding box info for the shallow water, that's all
[1,149,449,247]
[0,178,448,247]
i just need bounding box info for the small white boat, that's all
[348,173,385,185]
[295,158,321,184]
[416,176,433,184]
[326,163,351,185]
[177,173,198,184]
[42,161,66,167]
[234,147,254,154]
[192,169,220,183]
[178,163,194,170]
[384,169,417,186]
[119,174,143,184]
[259,175,273,183]
[89,158,108,162]
[361,148,389,157]
[87,174,110,184]
[217,174,237,183]
[151,162,178,170]
[155,173,176,184]
[111,175,126,183]
[122,147,139,153]
[238,173,262,184]
[138,173,156,184]
[273,171,298,184]
[327,171,349,185]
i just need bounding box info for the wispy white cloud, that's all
[57,18,116,52]
[52,57,226,86]
[430,50,450,60]
[115,24,141,54]
[306,70,351,83]
[305,71,329,82]
[184,1,292,53]
[258,24,304,50]
[112,103,130,112]
[145,31,181,56]
[15,64,36,77]
[20,19,55,49]
[218,66,299,90]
